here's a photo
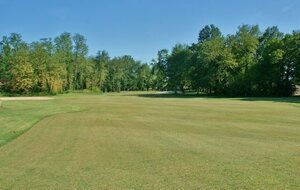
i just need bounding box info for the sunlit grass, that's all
[0,93,299,189]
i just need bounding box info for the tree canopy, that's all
[0,25,299,96]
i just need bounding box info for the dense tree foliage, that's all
[0,33,151,94]
[0,25,299,96]
[151,49,168,91]
[167,24,300,96]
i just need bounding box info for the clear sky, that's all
[0,0,299,62]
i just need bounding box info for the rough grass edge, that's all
[0,109,87,149]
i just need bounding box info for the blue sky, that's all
[0,0,299,62]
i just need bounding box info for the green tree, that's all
[105,57,124,92]
[46,54,67,94]
[253,38,285,95]
[72,33,88,90]
[94,50,109,92]
[137,63,151,91]
[228,25,260,95]
[30,38,66,94]
[229,25,260,73]
[151,49,168,90]
[54,32,73,90]
[198,24,221,43]
[167,44,192,93]
[195,37,237,94]
[0,34,35,94]
[119,55,139,91]
[10,44,35,94]
[0,34,22,92]
[30,39,51,92]
[289,31,300,84]
[281,32,300,95]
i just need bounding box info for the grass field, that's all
[0,92,300,189]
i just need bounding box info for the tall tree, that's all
[0,34,35,94]
[94,50,109,92]
[281,31,300,95]
[54,33,73,90]
[10,43,35,94]
[167,44,192,93]
[198,24,222,43]
[151,49,168,90]
[106,57,124,92]
[137,63,151,91]
[290,31,300,84]
[195,37,237,94]
[229,25,260,73]
[227,25,260,95]
[30,39,51,92]
[72,33,88,90]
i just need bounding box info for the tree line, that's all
[164,25,300,96]
[0,25,299,96]
[0,33,152,94]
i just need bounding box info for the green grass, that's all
[0,92,300,189]
[0,98,81,146]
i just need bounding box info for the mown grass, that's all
[0,98,81,146]
[0,92,300,189]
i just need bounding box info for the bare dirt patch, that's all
[0,97,53,101]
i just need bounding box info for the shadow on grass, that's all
[238,97,300,104]
[126,92,300,104]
